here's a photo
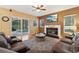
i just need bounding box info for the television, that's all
[47,14,57,22]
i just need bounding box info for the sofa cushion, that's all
[72,33,79,42]
[53,41,72,53]
[73,38,79,52]
[0,35,11,48]
[11,42,25,51]
[61,39,73,44]
[0,32,12,44]
[0,47,15,53]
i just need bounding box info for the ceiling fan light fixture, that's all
[32,5,46,12]
[36,9,41,12]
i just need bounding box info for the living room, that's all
[0,5,79,53]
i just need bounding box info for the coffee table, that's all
[36,33,45,41]
[23,37,59,53]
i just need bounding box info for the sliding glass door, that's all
[12,17,29,40]
[22,20,28,34]
[12,20,21,35]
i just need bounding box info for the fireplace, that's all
[46,28,59,38]
[44,25,61,38]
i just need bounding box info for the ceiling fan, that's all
[32,5,46,12]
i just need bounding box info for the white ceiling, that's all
[0,5,78,16]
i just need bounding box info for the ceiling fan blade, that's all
[32,6,36,8]
[40,5,44,8]
[32,9,36,11]
[40,9,46,10]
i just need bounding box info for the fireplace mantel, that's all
[44,25,62,38]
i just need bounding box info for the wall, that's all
[0,8,37,38]
[39,6,79,38]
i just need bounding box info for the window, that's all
[33,20,37,26]
[12,17,29,36]
[22,19,28,32]
[64,15,76,34]
[12,20,21,32]
[12,18,21,36]
[40,19,44,28]
[64,15,75,26]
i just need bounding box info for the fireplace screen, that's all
[46,28,59,38]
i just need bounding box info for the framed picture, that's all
[46,14,57,22]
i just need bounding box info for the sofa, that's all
[53,32,79,53]
[72,33,79,52]
[0,47,16,53]
[53,41,72,53]
[0,32,30,53]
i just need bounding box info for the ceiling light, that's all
[36,9,41,12]
[32,5,46,12]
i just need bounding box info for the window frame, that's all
[11,16,30,36]
[64,14,76,34]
